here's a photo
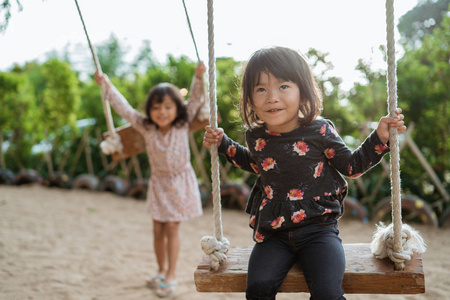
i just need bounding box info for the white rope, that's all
[370,0,426,270]
[100,132,123,155]
[200,0,229,271]
[74,0,123,155]
[371,223,427,264]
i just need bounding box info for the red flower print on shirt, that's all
[227,145,236,157]
[250,215,255,227]
[314,162,324,178]
[322,208,332,215]
[374,144,389,155]
[271,216,285,229]
[259,198,268,210]
[287,189,304,200]
[262,157,276,171]
[265,129,281,136]
[292,209,307,223]
[250,163,260,174]
[293,141,309,156]
[255,231,264,243]
[320,124,327,136]
[314,196,320,201]
[348,164,362,178]
[264,185,273,199]
[324,148,335,159]
[255,138,266,151]
[328,125,339,137]
[349,173,362,178]
[232,160,242,169]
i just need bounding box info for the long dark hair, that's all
[143,82,188,127]
[241,46,323,128]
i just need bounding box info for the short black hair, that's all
[241,46,322,128]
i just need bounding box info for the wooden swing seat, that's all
[103,124,145,162]
[194,243,424,294]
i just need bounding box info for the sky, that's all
[0,0,419,90]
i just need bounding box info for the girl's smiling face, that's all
[149,95,177,133]
[252,72,301,133]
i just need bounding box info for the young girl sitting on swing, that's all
[95,61,206,298]
[203,47,406,300]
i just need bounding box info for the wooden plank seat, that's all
[194,243,424,294]
[103,124,145,162]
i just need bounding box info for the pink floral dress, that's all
[105,78,204,222]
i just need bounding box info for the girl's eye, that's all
[256,87,265,93]
[280,85,288,90]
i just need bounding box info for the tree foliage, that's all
[397,12,449,177]
[398,0,450,49]
[0,70,36,168]
[0,0,22,32]
[96,34,127,78]
[306,48,357,135]
[0,0,448,220]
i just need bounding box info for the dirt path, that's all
[1,184,448,299]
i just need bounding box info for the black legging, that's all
[246,220,346,300]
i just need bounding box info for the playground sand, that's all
[1,184,449,300]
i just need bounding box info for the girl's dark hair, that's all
[143,82,188,127]
[241,46,323,128]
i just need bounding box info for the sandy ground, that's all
[1,184,449,300]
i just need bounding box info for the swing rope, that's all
[370,0,426,270]
[199,0,425,272]
[386,0,404,269]
[73,0,123,155]
[181,0,210,124]
[200,0,229,271]
[181,0,200,62]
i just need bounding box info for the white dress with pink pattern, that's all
[105,78,204,222]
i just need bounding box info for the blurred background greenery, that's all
[1,0,449,225]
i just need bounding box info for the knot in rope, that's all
[200,236,230,271]
[100,134,123,155]
[371,222,427,269]
[383,229,412,263]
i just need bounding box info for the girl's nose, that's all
[267,91,279,103]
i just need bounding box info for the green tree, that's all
[33,59,81,175]
[0,0,22,32]
[96,34,127,77]
[397,13,449,177]
[131,40,157,74]
[398,0,450,49]
[0,71,36,170]
[347,57,388,124]
[306,48,357,135]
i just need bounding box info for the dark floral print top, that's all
[218,118,390,243]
